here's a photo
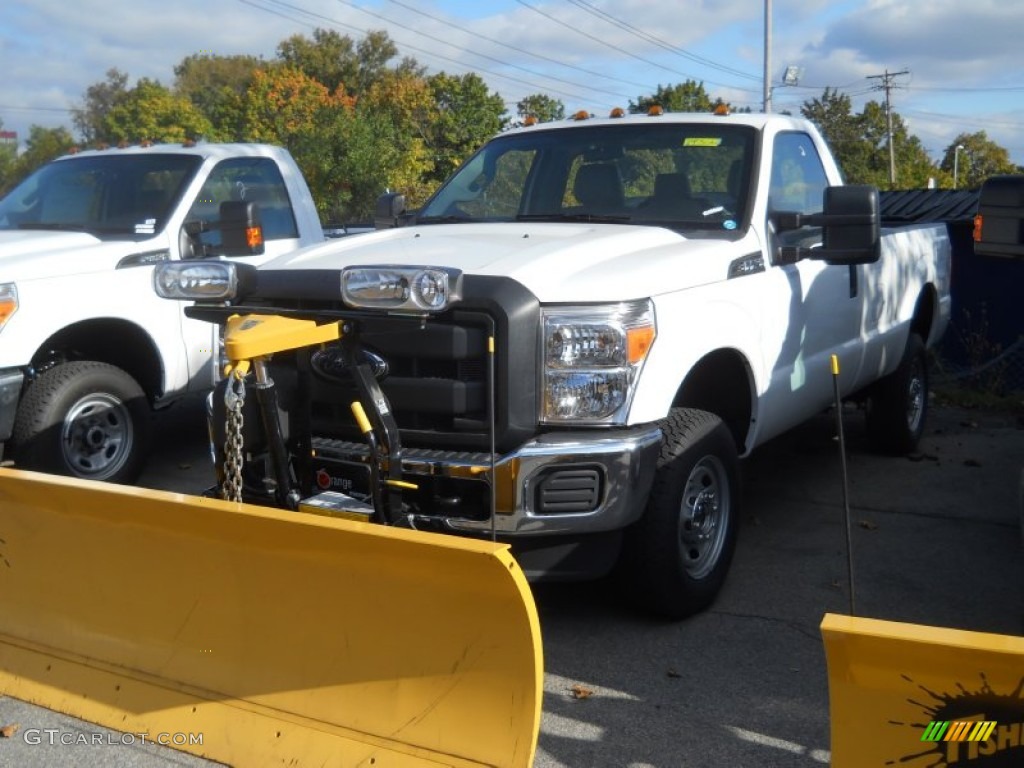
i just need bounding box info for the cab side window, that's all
[186,157,299,246]
[768,132,829,215]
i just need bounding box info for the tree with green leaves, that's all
[72,68,130,144]
[940,132,1017,189]
[102,78,213,144]
[516,93,565,125]
[630,81,722,114]
[802,89,934,188]
[425,72,507,184]
[276,28,422,98]
[0,125,76,194]
[173,53,262,141]
[0,118,16,194]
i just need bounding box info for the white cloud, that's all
[1,0,1021,163]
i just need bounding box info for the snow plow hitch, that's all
[216,312,414,525]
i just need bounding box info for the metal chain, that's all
[222,372,246,502]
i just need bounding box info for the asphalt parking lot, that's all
[1,394,1022,767]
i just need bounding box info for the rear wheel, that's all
[617,408,740,620]
[12,361,151,483]
[866,333,928,454]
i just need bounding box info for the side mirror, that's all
[973,175,1024,260]
[774,184,881,266]
[219,201,265,256]
[375,192,407,230]
[180,201,265,258]
[818,185,881,265]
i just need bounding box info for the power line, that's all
[382,0,653,93]
[907,84,1024,93]
[511,0,761,95]
[563,0,761,82]
[238,0,611,105]
[0,105,73,114]
[333,0,624,99]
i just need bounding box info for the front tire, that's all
[865,332,928,455]
[12,361,151,483]
[617,408,740,620]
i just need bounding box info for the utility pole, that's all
[866,69,909,187]
[763,0,772,112]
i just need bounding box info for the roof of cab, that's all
[55,142,292,162]
[504,110,812,137]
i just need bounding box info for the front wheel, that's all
[617,408,740,620]
[865,332,928,455]
[12,361,151,483]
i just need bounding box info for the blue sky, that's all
[2,0,1023,169]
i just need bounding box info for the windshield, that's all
[0,153,202,235]
[419,122,756,232]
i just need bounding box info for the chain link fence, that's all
[934,338,1024,395]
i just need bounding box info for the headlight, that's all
[153,261,239,300]
[541,300,656,424]
[342,266,462,313]
[0,283,17,331]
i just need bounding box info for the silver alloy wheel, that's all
[61,392,134,479]
[679,454,730,580]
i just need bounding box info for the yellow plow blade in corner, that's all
[821,612,1024,767]
[0,468,543,767]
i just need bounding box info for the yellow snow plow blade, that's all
[821,612,1024,766]
[0,468,543,767]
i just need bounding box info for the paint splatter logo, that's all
[887,674,1024,766]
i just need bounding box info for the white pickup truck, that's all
[0,142,324,482]
[156,110,955,618]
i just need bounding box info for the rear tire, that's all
[617,408,740,620]
[865,333,928,455]
[12,361,151,484]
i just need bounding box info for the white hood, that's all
[262,222,747,302]
[0,230,155,282]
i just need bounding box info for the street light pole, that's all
[953,144,965,190]
[763,0,772,112]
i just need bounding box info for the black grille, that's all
[245,273,542,453]
[304,313,492,437]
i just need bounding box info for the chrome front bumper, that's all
[313,425,663,536]
[0,368,25,444]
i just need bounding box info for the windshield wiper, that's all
[516,213,632,224]
[415,214,474,225]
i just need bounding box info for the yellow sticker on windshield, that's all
[683,137,722,147]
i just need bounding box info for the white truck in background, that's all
[0,142,324,482]
[156,110,957,618]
